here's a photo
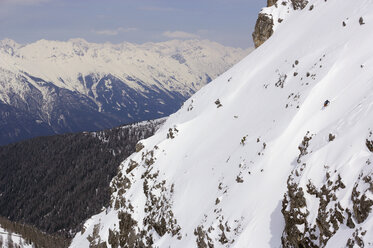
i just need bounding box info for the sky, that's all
[0,0,266,48]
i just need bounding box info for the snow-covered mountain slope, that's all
[0,39,248,145]
[71,0,373,247]
[0,226,33,248]
[0,216,68,248]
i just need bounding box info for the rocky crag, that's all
[253,0,309,48]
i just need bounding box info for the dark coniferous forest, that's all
[0,118,165,241]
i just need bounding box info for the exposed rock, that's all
[359,17,365,25]
[282,168,348,248]
[252,13,274,48]
[267,0,278,7]
[346,209,356,229]
[346,228,366,248]
[253,0,309,48]
[297,132,312,163]
[366,139,373,152]
[236,175,244,183]
[328,133,336,142]
[141,163,181,239]
[291,0,309,10]
[108,212,148,248]
[87,224,108,248]
[135,142,145,152]
[275,73,288,88]
[194,225,213,248]
[281,178,315,248]
[167,127,179,139]
[126,159,139,174]
[194,219,237,248]
[215,99,223,108]
[351,180,373,224]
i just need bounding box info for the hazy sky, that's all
[0,0,266,48]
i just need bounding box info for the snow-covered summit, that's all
[71,0,373,247]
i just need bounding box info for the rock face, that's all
[267,0,278,7]
[252,13,275,48]
[252,0,278,48]
[252,0,309,48]
[291,0,309,10]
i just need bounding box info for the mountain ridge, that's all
[0,39,249,145]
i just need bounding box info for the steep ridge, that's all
[71,0,373,247]
[0,39,248,145]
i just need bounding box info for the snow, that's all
[71,0,373,247]
[0,226,33,248]
[261,0,294,31]
[0,39,249,107]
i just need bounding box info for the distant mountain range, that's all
[0,39,249,145]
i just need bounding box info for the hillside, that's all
[0,216,68,248]
[0,39,249,145]
[0,118,165,240]
[0,225,34,248]
[70,0,373,247]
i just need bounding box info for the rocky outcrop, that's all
[282,170,348,247]
[252,13,275,48]
[106,146,182,248]
[252,0,309,48]
[267,0,278,7]
[291,0,309,10]
[281,157,373,248]
[252,0,278,48]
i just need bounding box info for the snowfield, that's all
[71,0,373,247]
